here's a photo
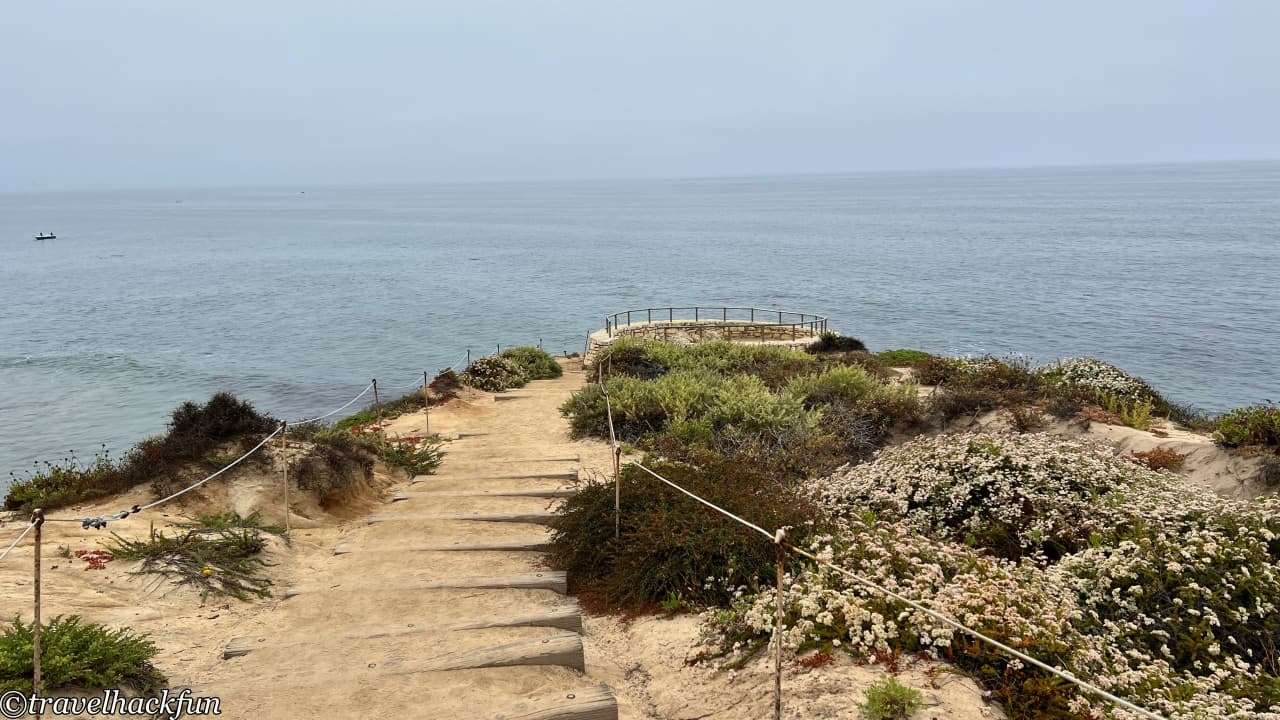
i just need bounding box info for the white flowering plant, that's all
[703,433,1280,719]
[1037,357,1158,404]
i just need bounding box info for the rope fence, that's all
[598,371,1169,720]
[0,338,563,698]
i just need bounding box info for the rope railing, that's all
[597,372,1168,720]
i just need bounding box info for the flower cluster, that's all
[460,355,528,392]
[1038,357,1156,402]
[704,432,1280,719]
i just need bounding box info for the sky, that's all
[2,1,1279,191]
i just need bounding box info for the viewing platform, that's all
[586,305,828,358]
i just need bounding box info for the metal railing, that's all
[603,306,828,338]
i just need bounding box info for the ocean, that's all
[2,161,1278,486]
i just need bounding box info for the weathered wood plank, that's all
[223,607,582,658]
[496,686,618,720]
[397,487,575,499]
[365,510,557,525]
[416,632,583,672]
[283,571,566,598]
[332,538,550,555]
[412,471,579,484]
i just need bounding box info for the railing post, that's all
[722,307,727,321]
[778,310,783,324]
[669,307,673,322]
[773,527,786,720]
[627,311,631,326]
[372,379,381,432]
[751,308,755,322]
[32,507,45,703]
[694,307,699,322]
[422,371,431,434]
[647,309,651,323]
[280,422,290,535]
[467,348,472,366]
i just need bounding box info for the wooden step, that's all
[366,510,558,525]
[396,487,575,500]
[332,538,550,555]
[421,632,584,672]
[413,471,579,484]
[283,571,566,598]
[498,686,618,720]
[223,608,583,659]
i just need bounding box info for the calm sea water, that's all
[2,162,1278,485]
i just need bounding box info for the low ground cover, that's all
[0,616,165,694]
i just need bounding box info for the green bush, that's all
[876,349,933,367]
[108,524,273,601]
[561,370,817,443]
[807,332,868,354]
[547,456,826,608]
[785,365,883,408]
[293,429,377,501]
[461,356,529,392]
[1213,404,1280,448]
[591,340,816,389]
[500,346,563,379]
[0,616,165,694]
[5,393,276,512]
[859,677,923,720]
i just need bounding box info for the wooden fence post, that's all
[422,371,431,434]
[467,348,471,367]
[32,508,45,702]
[372,379,381,432]
[774,528,786,720]
[280,422,290,535]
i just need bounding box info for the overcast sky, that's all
[3,1,1278,191]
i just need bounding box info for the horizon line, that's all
[3,156,1278,197]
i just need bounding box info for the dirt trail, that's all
[194,359,618,719]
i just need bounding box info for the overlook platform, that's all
[586,305,828,358]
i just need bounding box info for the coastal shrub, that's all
[461,356,528,392]
[1040,384,1093,420]
[547,457,825,609]
[5,393,276,512]
[1037,357,1156,404]
[807,332,868,354]
[708,442,1280,719]
[814,350,894,380]
[591,339,671,380]
[785,365,883,408]
[500,346,563,379]
[372,435,444,476]
[810,433,1186,561]
[928,385,1001,422]
[428,367,463,398]
[1213,404,1280,448]
[5,446,118,511]
[1098,392,1154,430]
[561,370,818,443]
[293,429,377,501]
[876,349,933,367]
[1129,446,1187,472]
[859,677,923,720]
[0,616,165,694]
[107,522,273,601]
[592,340,816,389]
[1004,405,1047,433]
[703,514,1091,717]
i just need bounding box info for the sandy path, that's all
[197,359,619,719]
